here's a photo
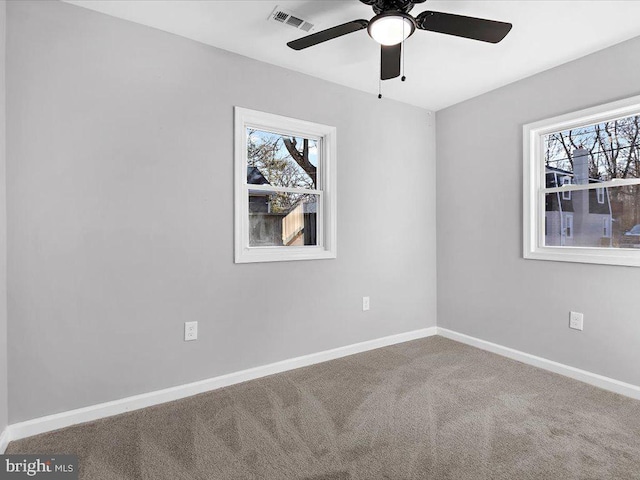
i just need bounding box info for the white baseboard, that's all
[0,427,9,454]
[437,327,640,401]
[8,327,437,442]
[11,326,636,445]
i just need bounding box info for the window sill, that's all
[524,246,640,267]
[235,246,337,264]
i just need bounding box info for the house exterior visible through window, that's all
[234,107,337,263]
[524,94,640,266]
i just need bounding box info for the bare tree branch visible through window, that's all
[247,129,318,213]
[544,115,640,232]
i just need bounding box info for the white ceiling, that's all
[63,0,640,111]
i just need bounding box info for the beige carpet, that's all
[7,336,640,479]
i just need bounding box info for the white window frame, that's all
[234,107,337,263]
[596,187,605,204]
[523,94,640,267]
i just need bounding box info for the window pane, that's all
[248,192,318,247]
[544,115,640,182]
[247,129,318,189]
[544,185,640,248]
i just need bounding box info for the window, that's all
[564,214,573,240]
[234,107,337,263]
[603,217,611,238]
[561,176,572,200]
[524,94,640,266]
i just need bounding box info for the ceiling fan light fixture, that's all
[367,12,415,46]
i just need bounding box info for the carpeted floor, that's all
[7,336,640,479]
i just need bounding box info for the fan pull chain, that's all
[401,44,406,81]
[378,54,382,99]
[401,22,406,82]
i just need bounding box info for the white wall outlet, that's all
[362,296,370,311]
[184,321,198,341]
[569,312,584,331]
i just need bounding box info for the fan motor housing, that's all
[360,0,427,15]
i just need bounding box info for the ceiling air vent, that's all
[286,16,304,28]
[273,10,288,23]
[299,21,314,32]
[268,6,315,33]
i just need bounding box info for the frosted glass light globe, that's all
[368,15,414,46]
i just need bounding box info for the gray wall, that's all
[437,35,640,386]
[7,1,436,422]
[0,0,7,437]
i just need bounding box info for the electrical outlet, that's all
[362,296,370,311]
[569,312,583,331]
[184,321,198,341]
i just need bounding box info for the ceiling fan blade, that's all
[381,43,401,80]
[287,19,369,50]
[416,11,512,44]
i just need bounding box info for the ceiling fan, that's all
[287,0,512,82]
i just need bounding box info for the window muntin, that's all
[524,95,640,266]
[235,108,336,263]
